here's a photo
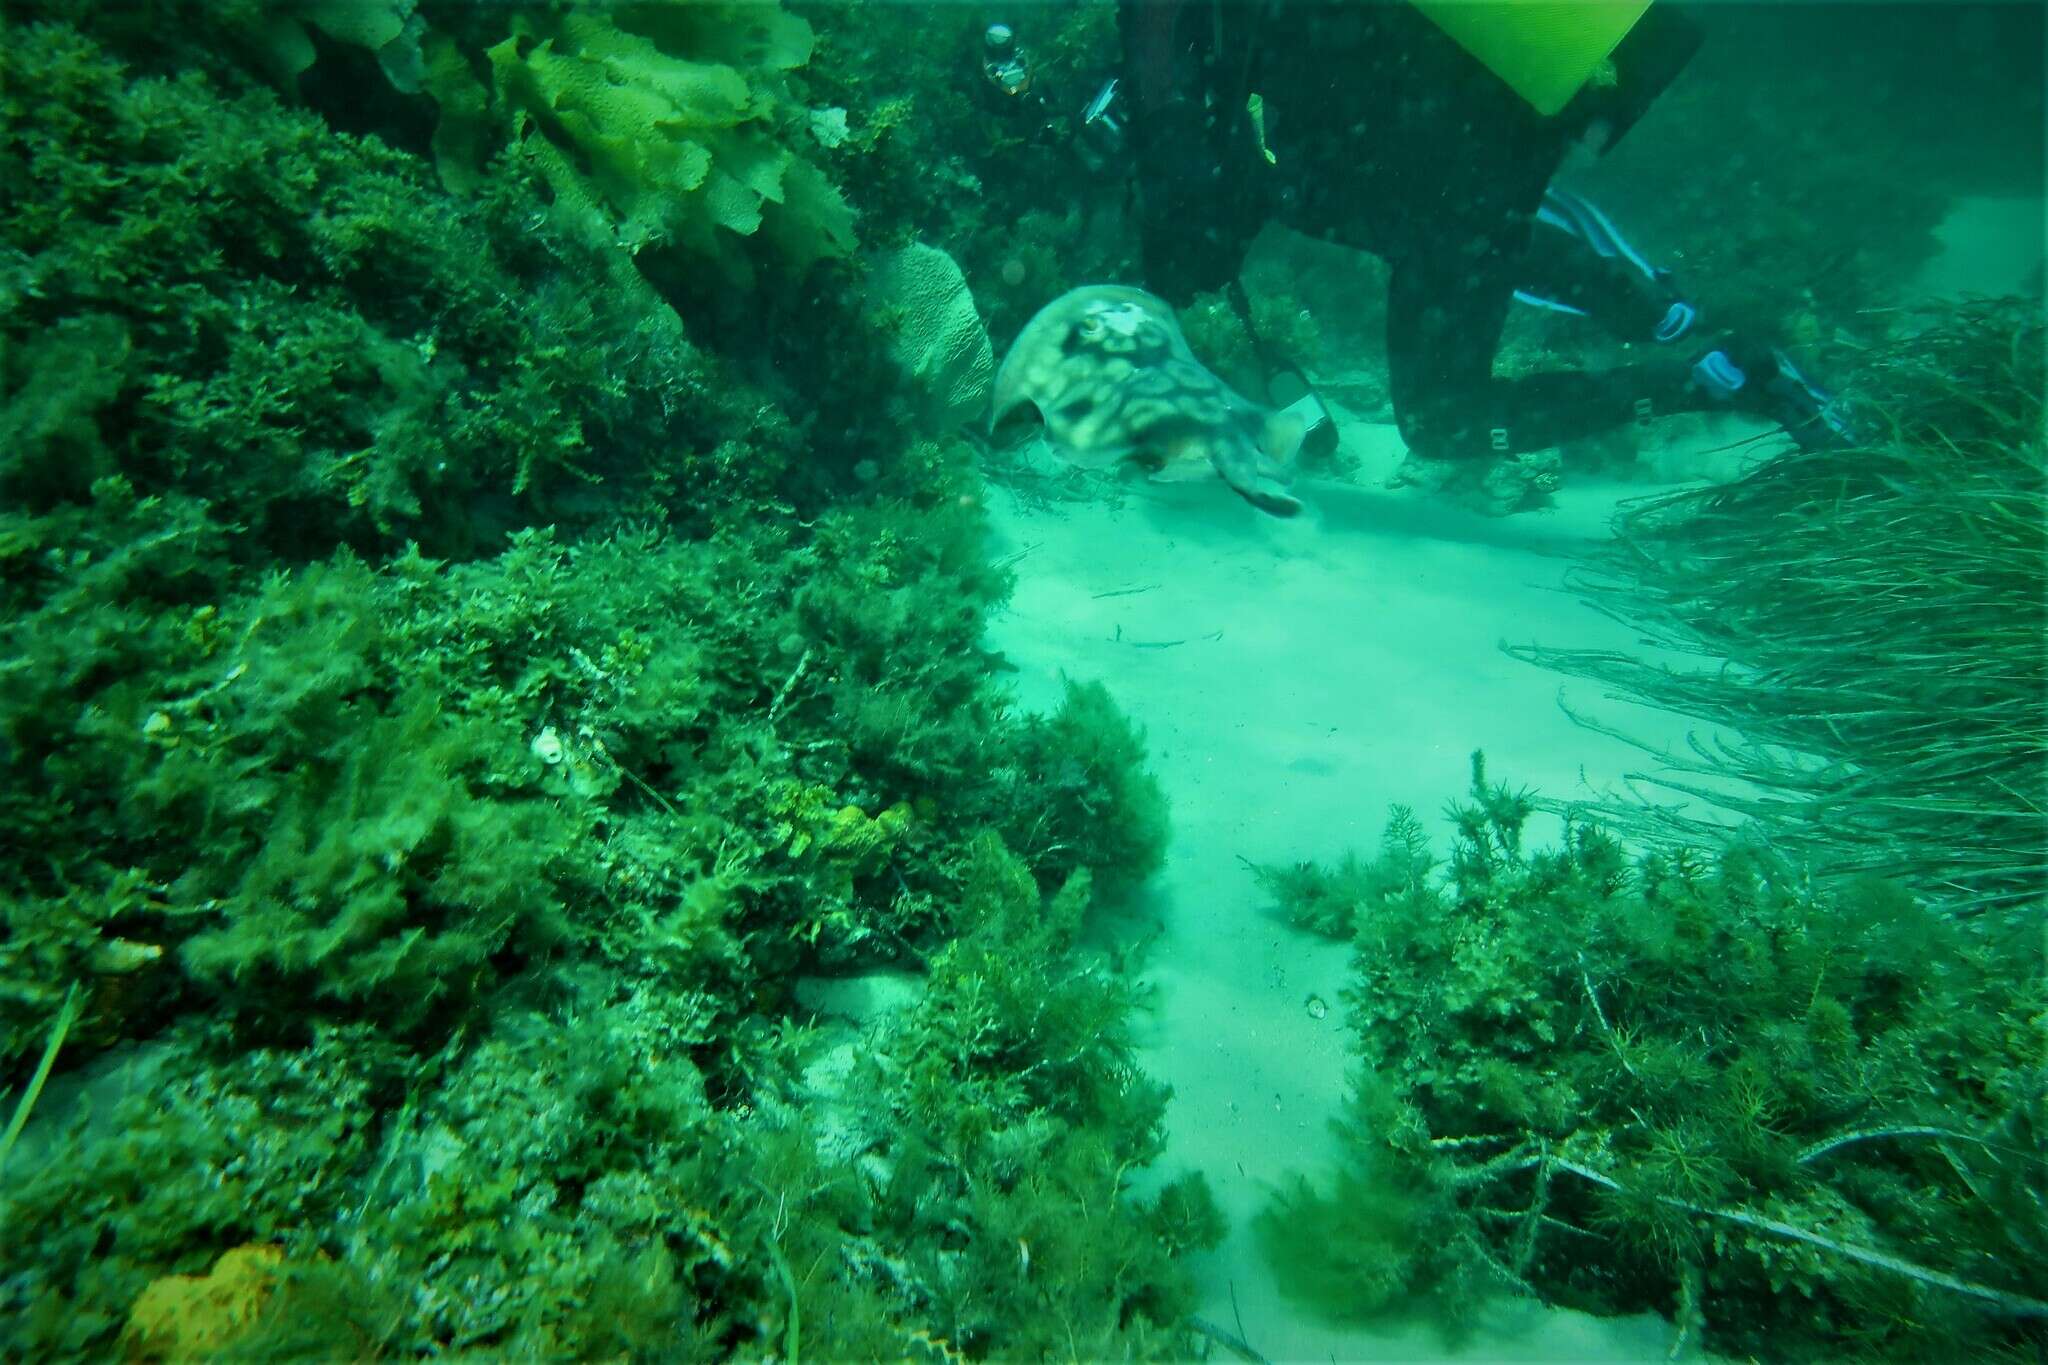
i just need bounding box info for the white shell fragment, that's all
[530,726,566,766]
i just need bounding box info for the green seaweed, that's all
[0,20,736,554]
[1262,755,2047,1360]
[998,680,1172,906]
[1254,805,1434,938]
[437,2,857,292]
[865,839,1218,1358]
[1,17,1202,1359]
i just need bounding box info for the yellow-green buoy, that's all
[1412,0,1653,115]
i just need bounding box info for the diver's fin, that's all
[1692,344,1858,451]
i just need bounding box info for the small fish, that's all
[991,285,1305,517]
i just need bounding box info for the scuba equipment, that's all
[1081,78,1123,144]
[1227,281,1338,462]
[1270,381,1339,463]
[980,23,1034,101]
[1405,0,1701,154]
[1410,0,1653,116]
[1076,77,1127,172]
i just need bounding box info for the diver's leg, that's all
[1514,188,1699,345]
[1385,255,1508,461]
[1513,188,1856,449]
[1387,254,1698,461]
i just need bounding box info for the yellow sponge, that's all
[122,1245,284,1362]
[1412,0,1652,115]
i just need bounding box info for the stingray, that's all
[990,286,1304,517]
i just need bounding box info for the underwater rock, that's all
[1387,446,1562,515]
[866,243,994,429]
[258,0,424,92]
[792,968,926,1025]
[798,1035,888,1167]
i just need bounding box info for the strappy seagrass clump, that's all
[1512,299,2045,916]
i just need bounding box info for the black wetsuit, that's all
[1123,0,1726,461]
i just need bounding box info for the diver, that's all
[978,23,1036,106]
[1117,0,1855,483]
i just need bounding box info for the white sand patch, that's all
[984,421,1736,1362]
[1913,195,2045,302]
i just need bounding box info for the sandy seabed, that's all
[975,195,2045,1359]
[985,418,1739,1364]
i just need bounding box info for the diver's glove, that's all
[1691,342,1858,451]
[1267,373,1339,463]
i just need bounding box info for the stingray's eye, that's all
[1077,314,1105,340]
